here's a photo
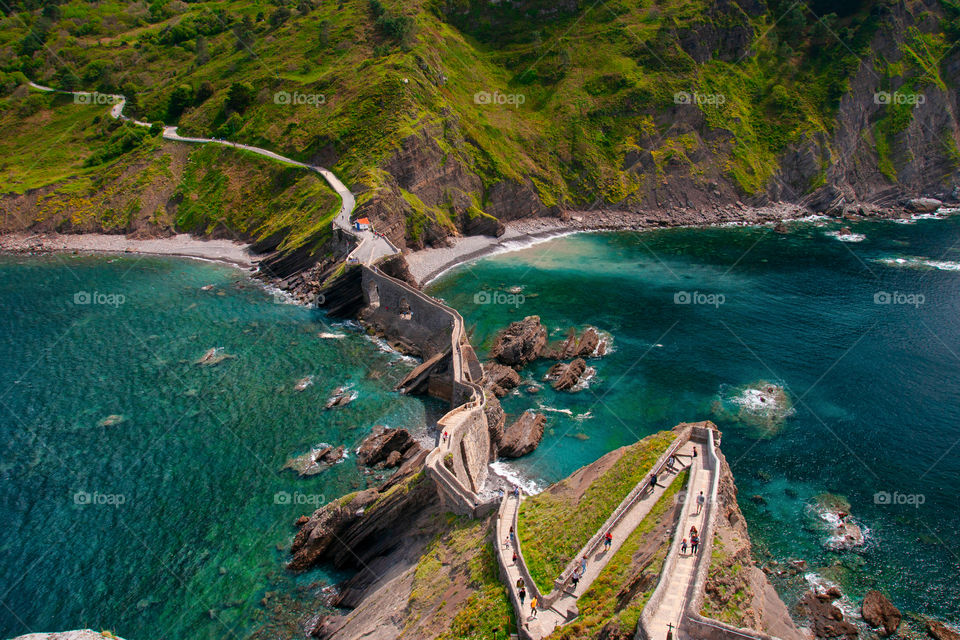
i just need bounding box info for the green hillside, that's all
[0,0,955,255]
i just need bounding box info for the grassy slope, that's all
[0,0,925,250]
[548,469,689,640]
[405,514,515,640]
[517,430,676,592]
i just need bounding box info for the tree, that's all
[194,81,214,105]
[225,82,255,113]
[166,84,194,120]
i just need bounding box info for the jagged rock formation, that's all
[797,590,859,639]
[546,358,589,391]
[356,426,420,468]
[489,315,547,367]
[928,619,960,640]
[483,361,522,397]
[498,410,546,458]
[10,633,128,640]
[862,591,902,636]
[544,326,604,359]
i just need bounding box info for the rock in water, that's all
[905,197,942,213]
[547,326,602,359]
[97,414,125,428]
[294,376,314,392]
[194,347,237,366]
[489,315,547,366]
[324,386,357,409]
[546,358,588,391]
[861,591,901,636]
[483,362,522,397]
[797,590,859,639]
[356,426,419,467]
[499,411,546,458]
[927,620,960,640]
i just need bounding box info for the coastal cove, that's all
[426,214,960,626]
[0,253,443,640]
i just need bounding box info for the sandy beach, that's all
[0,233,255,269]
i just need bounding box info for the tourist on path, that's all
[696,491,705,515]
[681,538,688,554]
[509,525,516,546]
[604,531,613,551]
[512,550,518,565]
[690,525,698,538]
[581,555,588,573]
[530,595,539,619]
[691,534,699,554]
[516,577,524,589]
[514,485,521,499]
[649,473,658,491]
[692,446,698,459]
[571,568,581,590]
[519,586,526,605]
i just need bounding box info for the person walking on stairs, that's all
[604,531,613,551]
[696,491,705,515]
[691,533,700,555]
[530,595,539,619]
[519,586,526,606]
[571,568,581,590]
[680,538,688,554]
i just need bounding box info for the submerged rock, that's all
[861,590,901,636]
[489,315,547,367]
[797,590,858,639]
[294,376,314,392]
[194,347,237,366]
[499,411,546,458]
[927,619,960,640]
[97,414,125,428]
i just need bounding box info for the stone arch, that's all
[366,280,380,308]
[398,297,413,321]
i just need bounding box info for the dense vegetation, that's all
[517,430,676,592]
[0,0,954,252]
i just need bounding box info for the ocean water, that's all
[428,214,960,624]
[0,254,437,640]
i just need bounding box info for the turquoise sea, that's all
[0,254,436,640]
[427,215,960,624]
[2,213,959,638]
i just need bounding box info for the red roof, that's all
[356,218,370,224]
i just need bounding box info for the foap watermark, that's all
[874,291,924,308]
[674,290,725,308]
[474,90,525,107]
[874,490,925,507]
[473,290,525,308]
[274,91,326,107]
[74,490,127,508]
[74,291,125,307]
[274,490,325,506]
[874,91,925,106]
[674,91,726,106]
[74,91,122,105]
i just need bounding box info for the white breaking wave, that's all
[318,332,347,339]
[364,335,420,364]
[876,256,960,271]
[824,230,866,242]
[537,404,594,421]
[489,460,544,495]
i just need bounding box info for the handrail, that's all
[542,427,692,605]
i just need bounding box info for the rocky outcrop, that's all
[928,620,960,640]
[282,445,345,476]
[546,358,588,391]
[545,326,604,359]
[498,410,546,458]
[861,591,901,636]
[288,489,380,571]
[11,633,128,640]
[797,590,859,639]
[356,426,420,467]
[489,315,547,367]
[905,197,942,213]
[483,361,522,397]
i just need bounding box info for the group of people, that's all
[680,525,701,555]
[514,577,539,619]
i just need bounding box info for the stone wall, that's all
[357,266,490,511]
